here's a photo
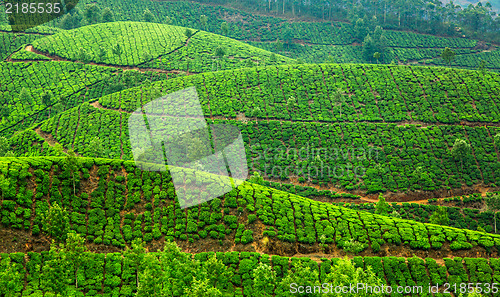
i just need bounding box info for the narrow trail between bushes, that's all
[89,101,500,128]
[33,127,82,156]
[15,45,197,75]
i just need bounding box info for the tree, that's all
[97,46,107,62]
[429,206,450,226]
[214,46,225,71]
[40,242,68,295]
[441,47,456,66]
[478,59,487,74]
[252,263,276,297]
[0,136,10,157]
[183,278,223,297]
[323,257,385,296]
[143,9,154,22]
[83,4,100,24]
[124,238,145,288]
[373,52,381,64]
[275,39,284,52]
[19,87,33,111]
[63,149,79,196]
[41,91,53,107]
[375,193,390,216]
[221,22,229,36]
[183,28,193,39]
[41,202,70,242]
[281,25,293,48]
[184,28,194,74]
[0,174,10,199]
[61,232,87,288]
[451,138,471,171]
[0,257,23,297]
[270,53,277,63]
[88,136,103,158]
[494,133,500,147]
[136,253,164,297]
[0,105,10,120]
[485,194,500,233]
[332,88,347,118]
[354,18,369,41]
[60,13,74,30]
[101,7,114,22]
[249,171,264,185]
[200,15,208,29]
[112,43,122,63]
[202,254,233,289]
[277,261,321,297]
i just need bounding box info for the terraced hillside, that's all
[0,61,169,138]
[22,0,500,71]
[1,1,500,296]
[0,157,498,258]
[29,22,293,72]
[2,250,500,297]
[14,64,500,197]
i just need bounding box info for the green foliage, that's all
[84,4,101,25]
[33,22,292,72]
[451,138,471,170]
[252,263,276,296]
[0,137,10,157]
[375,194,390,216]
[88,136,104,158]
[221,22,229,36]
[63,149,79,196]
[101,7,115,23]
[441,47,456,65]
[0,257,23,297]
[41,202,70,242]
[143,9,154,23]
[342,239,365,255]
[277,261,320,297]
[248,172,264,185]
[485,194,500,233]
[323,257,385,296]
[429,206,450,226]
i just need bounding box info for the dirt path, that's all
[34,127,81,156]
[89,100,500,128]
[23,45,194,75]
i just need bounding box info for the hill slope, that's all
[14,64,500,195]
[0,157,499,258]
[2,250,500,296]
[0,61,169,138]
[31,21,294,72]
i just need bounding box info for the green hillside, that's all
[25,0,500,70]
[1,1,500,295]
[0,61,170,138]
[31,22,294,72]
[14,64,500,194]
[0,157,498,255]
[2,250,500,297]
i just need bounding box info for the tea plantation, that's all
[1,0,500,295]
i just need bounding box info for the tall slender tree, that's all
[486,194,500,233]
